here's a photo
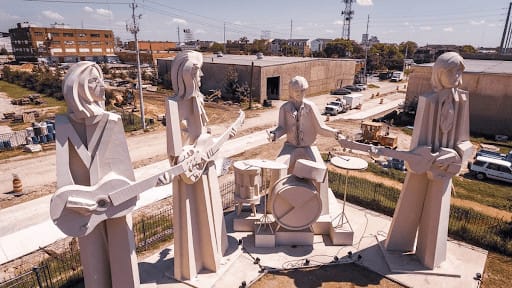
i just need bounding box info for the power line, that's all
[23,0,129,4]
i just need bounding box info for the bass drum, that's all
[271,175,322,230]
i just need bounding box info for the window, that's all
[51,32,60,37]
[79,33,86,37]
[63,33,74,37]
[90,33,100,38]
[487,163,501,171]
[498,166,512,173]
[104,34,110,38]
[472,160,485,167]
[91,41,101,45]
[64,40,75,45]
[77,41,88,45]
[34,32,43,36]
[51,40,61,44]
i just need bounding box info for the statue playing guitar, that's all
[337,52,473,269]
[50,56,244,285]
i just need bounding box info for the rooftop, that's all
[416,59,512,74]
[159,54,355,67]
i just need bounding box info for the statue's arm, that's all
[165,96,183,158]
[270,105,287,141]
[311,103,338,138]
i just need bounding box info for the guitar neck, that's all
[337,138,416,163]
[205,112,244,159]
[109,163,185,206]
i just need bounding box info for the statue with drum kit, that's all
[233,76,352,246]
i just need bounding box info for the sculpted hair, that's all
[431,52,465,91]
[62,61,104,119]
[171,50,203,99]
[289,76,309,91]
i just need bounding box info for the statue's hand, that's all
[428,148,462,180]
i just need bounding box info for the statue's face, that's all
[87,68,105,103]
[289,86,305,104]
[440,65,463,88]
[192,64,203,88]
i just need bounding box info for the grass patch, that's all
[453,176,512,212]
[0,80,67,116]
[0,80,37,99]
[366,162,406,183]
[482,253,512,288]
[368,83,380,89]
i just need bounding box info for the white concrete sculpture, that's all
[165,50,244,280]
[384,52,473,269]
[51,61,140,288]
[269,76,339,217]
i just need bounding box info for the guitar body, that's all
[50,174,137,237]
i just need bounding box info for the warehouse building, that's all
[9,22,116,63]
[158,54,357,103]
[405,59,512,137]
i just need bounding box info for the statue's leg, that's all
[416,178,452,269]
[206,162,229,257]
[172,180,196,280]
[78,223,112,288]
[385,173,429,252]
[106,214,140,288]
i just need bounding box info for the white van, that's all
[469,156,512,184]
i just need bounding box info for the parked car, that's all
[355,83,367,90]
[476,149,512,163]
[469,156,512,184]
[324,100,348,116]
[330,88,351,95]
[343,85,363,92]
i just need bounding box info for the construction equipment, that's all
[358,121,398,149]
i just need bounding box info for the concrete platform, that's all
[138,201,487,288]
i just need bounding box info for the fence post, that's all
[32,266,44,288]
[142,218,147,250]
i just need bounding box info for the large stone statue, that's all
[52,62,139,287]
[270,76,339,216]
[385,52,473,268]
[165,50,242,280]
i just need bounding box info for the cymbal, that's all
[330,156,368,170]
[241,159,288,170]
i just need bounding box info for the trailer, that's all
[343,93,363,109]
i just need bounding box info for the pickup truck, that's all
[324,101,348,116]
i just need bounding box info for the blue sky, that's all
[0,0,510,48]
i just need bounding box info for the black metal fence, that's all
[2,171,511,288]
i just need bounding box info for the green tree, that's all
[209,42,224,52]
[0,47,8,55]
[460,45,476,54]
[323,39,363,58]
[399,41,418,58]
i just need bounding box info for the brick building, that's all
[126,40,177,51]
[9,22,116,63]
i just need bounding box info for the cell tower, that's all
[499,2,512,55]
[341,0,355,40]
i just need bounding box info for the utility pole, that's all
[177,25,181,46]
[341,0,355,40]
[499,2,512,55]
[223,22,226,53]
[363,14,369,84]
[127,0,146,130]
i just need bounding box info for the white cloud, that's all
[295,26,304,31]
[333,20,343,25]
[419,26,432,31]
[83,6,94,13]
[443,27,454,32]
[172,18,187,24]
[357,0,373,6]
[470,20,485,25]
[95,8,112,17]
[115,21,125,26]
[325,29,335,33]
[488,23,497,27]
[42,10,64,21]
[195,29,206,34]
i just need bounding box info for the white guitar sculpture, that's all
[51,111,245,237]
